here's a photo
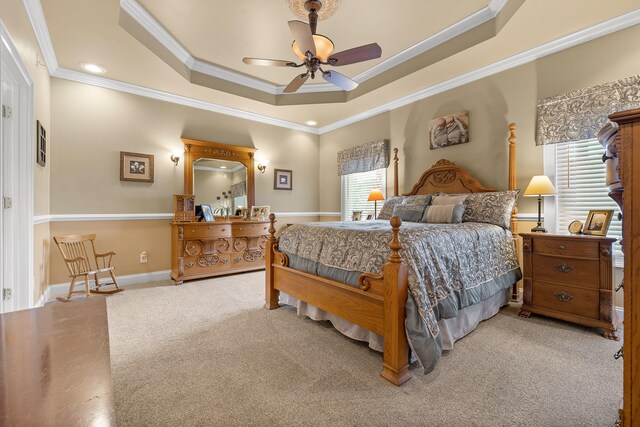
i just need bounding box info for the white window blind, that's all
[342,169,386,221]
[554,139,623,263]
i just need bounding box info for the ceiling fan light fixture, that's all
[286,0,341,21]
[292,34,334,61]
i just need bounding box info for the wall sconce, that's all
[256,159,269,174]
[170,150,181,166]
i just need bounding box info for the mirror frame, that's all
[182,138,256,209]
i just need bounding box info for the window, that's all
[341,169,386,220]
[545,139,623,265]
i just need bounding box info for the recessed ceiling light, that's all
[80,63,106,74]
[220,166,227,169]
[305,120,318,126]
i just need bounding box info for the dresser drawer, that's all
[532,281,599,319]
[533,238,599,258]
[183,224,231,239]
[182,254,231,276]
[232,222,269,237]
[532,254,599,289]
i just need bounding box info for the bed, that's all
[264,123,521,385]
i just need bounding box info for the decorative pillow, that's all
[402,194,432,206]
[378,196,403,220]
[421,204,465,224]
[392,204,426,223]
[430,193,469,206]
[462,190,519,229]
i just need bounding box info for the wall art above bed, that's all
[428,111,469,150]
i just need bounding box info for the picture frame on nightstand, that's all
[583,209,613,236]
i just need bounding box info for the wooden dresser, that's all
[171,219,270,284]
[519,232,618,339]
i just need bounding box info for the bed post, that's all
[264,213,280,310]
[508,122,521,302]
[381,216,411,386]
[393,148,399,197]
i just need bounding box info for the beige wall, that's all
[50,78,319,214]
[1,0,52,303]
[47,78,321,285]
[318,24,640,221]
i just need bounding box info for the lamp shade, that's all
[292,34,335,61]
[368,189,385,202]
[523,175,556,196]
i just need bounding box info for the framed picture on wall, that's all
[36,120,46,166]
[428,111,469,150]
[120,151,154,183]
[274,169,293,190]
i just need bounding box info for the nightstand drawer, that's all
[534,238,599,258]
[533,254,599,289]
[532,281,599,319]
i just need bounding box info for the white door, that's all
[0,22,34,313]
[0,78,18,313]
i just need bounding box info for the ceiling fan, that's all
[242,0,382,93]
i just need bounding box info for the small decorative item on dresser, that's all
[200,204,215,222]
[173,194,195,222]
[366,214,373,220]
[519,232,619,340]
[251,205,270,220]
[120,151,154,183]
[583,209,614,236]
[274,169,293,190]
[568,220,583,235]
[352,211,362,221]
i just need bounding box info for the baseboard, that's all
[45,269,171,301]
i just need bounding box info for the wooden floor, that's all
[0,296,115,426]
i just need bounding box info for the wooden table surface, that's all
[0,296,116,427]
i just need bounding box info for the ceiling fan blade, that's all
[322,70,358,91]
[283,73,309,93]
[243,57,296,67]
[288,20,316,58]
[328,43,382,66]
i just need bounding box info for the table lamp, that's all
[368,189,385,219]
[523,175,556,232]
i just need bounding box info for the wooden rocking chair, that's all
[53,234,123,300]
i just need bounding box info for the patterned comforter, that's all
[278,220,521,372]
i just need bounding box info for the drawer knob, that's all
[554,292,574,303]
[559,245,566,250]
[191,229,195,233]
[553,263,575,273]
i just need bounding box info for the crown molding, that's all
[21,0,58,74]
[52,67,319,134]
[22,0,640,136]
[319,9,640,134]
[119,0,511,96]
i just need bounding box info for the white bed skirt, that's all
[279,288,510,353]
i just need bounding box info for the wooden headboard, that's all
[403,159,496,195]
[391,123,519,235]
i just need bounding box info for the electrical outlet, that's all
[139,250,148,263]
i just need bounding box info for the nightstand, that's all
[519,232,619,340]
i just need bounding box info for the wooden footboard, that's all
[264,213,411,386]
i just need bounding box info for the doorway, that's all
[0,22,35,313]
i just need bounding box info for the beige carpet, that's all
[106,272,622,426]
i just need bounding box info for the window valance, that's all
[337,139,390,176]
[231,181,246,198]
[536,74,640,146]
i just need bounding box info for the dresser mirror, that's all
[182,138,256,215]
[193,158,247,215]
